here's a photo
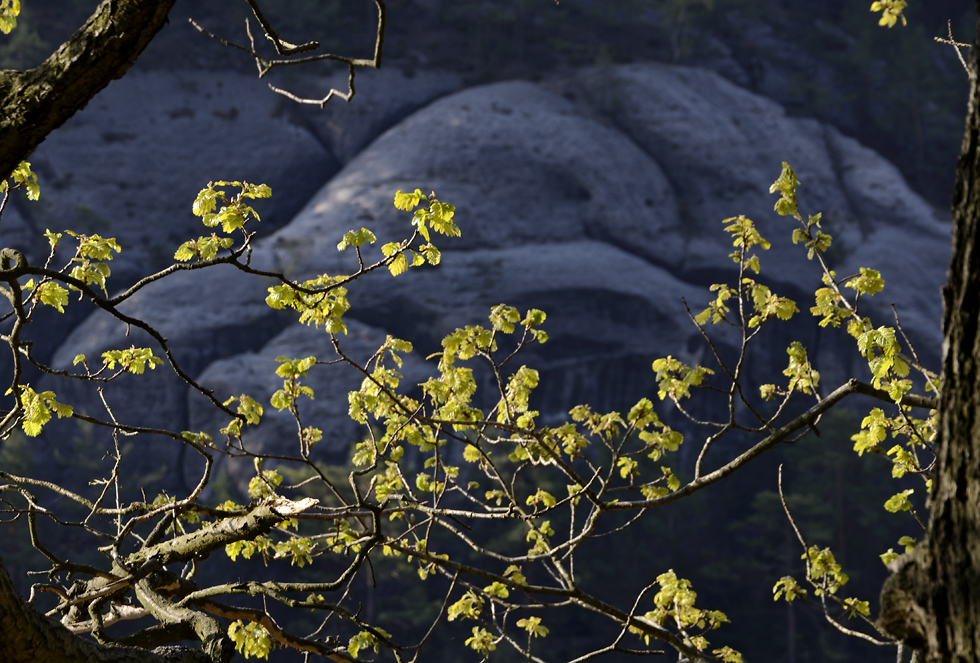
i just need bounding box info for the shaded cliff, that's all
[23,63,949,490]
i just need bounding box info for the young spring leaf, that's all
[394,189,427,211]
[870,0,907,27]
[1,161,39,199]
[769,162,799,216]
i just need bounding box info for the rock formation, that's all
[24,62,949,487]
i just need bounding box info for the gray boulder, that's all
[25,69,335,274]
[9,65,462,378]
[36,63,951,489]
[286,67,465,165]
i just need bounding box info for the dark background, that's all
[4,0,972,208]
[0,2,973,661]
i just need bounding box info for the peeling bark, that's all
[0,0,176,180]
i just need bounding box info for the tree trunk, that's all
[0,555,208,663]
[0,0,176,180]
[879,10,980,662]
[928,7,980,656]
[0,2,184,656]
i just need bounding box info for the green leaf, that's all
[0,0,21,34]
[811,276,850,327]
[617,457,638,479]
[427,200,459,237]
[845,267,885,296]
[462,444,482,463]
[35,281,69,313]
[273,537,314,567]
[773,576,807,603]
[641,484,670,499]
[526,488,557,509]
[274,355,317,379]
[224,394,264,425]
[270,390,290,411]
[884,489,914,513]
[843,597,871,618]
[181,430,213,445]
[870,0,907,27]
[698,283,734,325]
[504,565,527,585]
[228,620,274,660]
[490,304,521,334]
[18,387,73,437]
[394,189,426,211]
[102,347,162,374]
[769,162,799,216]
[880,548,900,566]
[464,627,497,654]
[484,581,509,599]
[723,215,770,257]
[192,184,220,217]
[337,227,377,251]
[173,242,196,261]
[523,308,547,326]
[448,589,483,620]
[782,341,819,394]
[714,646,744,663]
[423,244,441,265]
[248,469,283,501]
[2,160,39,199]
[652,356,713,400]
[241,182,272,199]
[348,630,385,660]
[627,397,659,428]
[191,181,267,231]
[388,252,409,277]
[517,616,549,638]
[216,207,246,233]
[898,535,917,552]
[803,546,849,594]
[747,282,798,327]
[66,232,121,261]
[174,235,235,262]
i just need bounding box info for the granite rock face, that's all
[32,63,950,485]
[19,65,462,294]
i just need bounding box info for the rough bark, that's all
[0,5,183,657]
[0,555,208,663]
[929,9,980,658]
[0,499,316,661]
[0,0,176,180]
[879,10,980,663]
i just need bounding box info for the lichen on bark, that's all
[0,0,177,181]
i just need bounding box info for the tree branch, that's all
[0,0,177,180]
[609,378,937,510]
[0,554,206,663]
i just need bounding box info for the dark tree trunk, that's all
[928,8,980,657]
[0,5,190,658]
[0,0,176,180]
[879,10,980,663]
[0,555,207,663]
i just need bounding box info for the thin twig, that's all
[934,20,973,79]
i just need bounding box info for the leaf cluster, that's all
[0,161,941,663]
